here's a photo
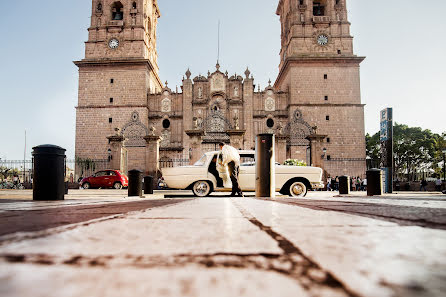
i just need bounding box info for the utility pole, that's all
[23,130,26,182]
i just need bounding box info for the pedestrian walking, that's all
[356,177,361,191]
[420,179,428,191]
[219,142,243,197]
[327,176,332,191]
[363,178,367,191]
[435,177,442,192]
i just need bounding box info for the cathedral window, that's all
[299,0,304,5]
[338,50,342,54]
[267,118,275,128]
[162,119,171,129]
[326,115,330,121]
[327,137,331,143]
[96,2,103,13]
[109,118,113,123]
[110,78,114,84]
[111,2,124,20]
[132,2,137,9]
[110,98,113,103]
[324,74,328,79]
[313,1,325,16]
[324,96,328,101]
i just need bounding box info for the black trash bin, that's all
[338,176,350,195]
[144,176,153,194]
[128,169,142,197]
[32,144,66,201]
[367,169,383,196]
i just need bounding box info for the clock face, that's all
[317,34,329,46]
[108,39,119,49]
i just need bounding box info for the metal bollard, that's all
[144,176,153,194]
[338,176,350,195]
[255,134,275,198]
[32,145,66,201]
[128,169,143,197]
[367,169,383,196]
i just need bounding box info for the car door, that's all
[239,154,256,191]
[92,171,107,188]
[103,170,116,187]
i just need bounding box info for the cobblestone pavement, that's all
[0,190,445,297]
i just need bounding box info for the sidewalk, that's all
[0,190,445,297]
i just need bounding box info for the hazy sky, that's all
[1,0,445,160]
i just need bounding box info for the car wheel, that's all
[289,181,307,197]
[113,182,122,189]
[82,182,91,189]
[192,181,211,197]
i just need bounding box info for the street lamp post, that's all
[321,147,327,159]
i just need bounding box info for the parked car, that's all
[79,170,128,189]
[161,150,324,197]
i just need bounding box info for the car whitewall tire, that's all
[113,182,122,189]
[289,181,307,197]
[192,181,211,197]
[82,182,90,189]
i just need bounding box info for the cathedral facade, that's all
[75,0,366,179]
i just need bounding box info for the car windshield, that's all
[193,154,208,166]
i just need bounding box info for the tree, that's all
[366,123,442,181]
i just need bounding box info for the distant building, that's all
[75,0,366,178]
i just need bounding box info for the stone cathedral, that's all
[75,0,366,179]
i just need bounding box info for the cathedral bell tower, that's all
[74,0,163,173]
[275,0,367,178]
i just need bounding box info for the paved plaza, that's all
[0,189,445,297]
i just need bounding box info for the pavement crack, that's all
[231,199,360,297]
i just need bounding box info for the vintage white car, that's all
[161,150,324,197]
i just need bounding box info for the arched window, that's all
[313,1,325,16]
[132,1,137,9]
[96,2,103,13]
[111,2,123,20]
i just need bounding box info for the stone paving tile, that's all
[0,264,312,297]
[234,198,446,297]
[0,199,281,256]
[0,195,445,297]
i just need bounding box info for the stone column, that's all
[306,134,327,169]
[185,130,204,164]
[107,135,125,171]
[226,130,246,150]
[144,135,160,179]
[275,135,288,164]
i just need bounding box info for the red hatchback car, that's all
[80,170,128,189]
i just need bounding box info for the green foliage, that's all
[0,167,19,180]
[366,123,445,180]
[283,159,307,166]
[365,133,380,161]
[75,157,97,176]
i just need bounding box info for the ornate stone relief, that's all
[285,109,312,146]
[121,111,149,147]
[210,73,225,93]
[161,98,171,113]
[265,97,276,111]
[160,129,171,148]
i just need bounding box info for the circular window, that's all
[162,119,171,129]
[266,118,275,128]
